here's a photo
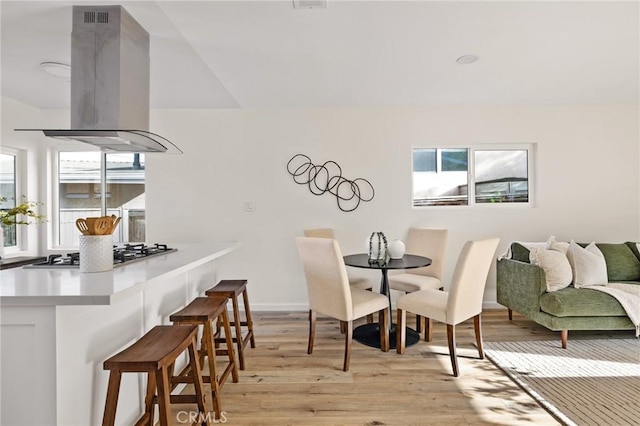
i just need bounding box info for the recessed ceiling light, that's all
[40,62,71,80]
[293,0,327,9]
[456,55,479,65]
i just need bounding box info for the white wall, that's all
[4,99,639,309]
[146,104,640,310]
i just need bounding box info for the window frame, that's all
[50,147,147,249]
[1,146,30,253]
[411,143,535,208]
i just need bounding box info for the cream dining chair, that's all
[395,237,500,377]
[389,228,448,331]
[295,237,390,371]
[304,228,375,324]
[303,228,373,291]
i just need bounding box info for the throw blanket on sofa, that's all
[591,283,640,337]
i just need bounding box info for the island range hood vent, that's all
[17,5,182,154]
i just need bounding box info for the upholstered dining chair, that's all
[303,228,373,291]
[295,237,390,371]
[395,237,500,377]
[389,228,448,331]
[304,228,375,325]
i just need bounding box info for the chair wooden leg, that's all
[561,330,568,349]
[416,314,423,333]
[446,324,459,377]
[340,321,347,334]
[396,308,406,354]
[204,321,222,418]
[102,370,122,426]
[473,314,484,359]
[508,308,513,321]
[220,308,239,383]
[242,288,256,348]
[230,294,246,371]
[307,310,316,354]
[379,308,389,352]
[187,336,207,422]
[343,320,353,372]
[366,288,374,323]
[155,366,172,426]
[425,318,433,342]
[143,372,156,426]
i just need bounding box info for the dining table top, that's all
[343,253,432,270]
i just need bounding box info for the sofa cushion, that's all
[529,247,572,292]
[568,241,608,287]
[597,243,640,281]
[539,286,633,317]
[510,240,640,280]
[511,242,532,263]
[625,242,640,262]
[510,237,566,264]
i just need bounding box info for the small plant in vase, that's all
[0,196,46,258]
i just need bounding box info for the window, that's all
[412,145,533,207]
[0,152,18,249]
[57,152,146,247]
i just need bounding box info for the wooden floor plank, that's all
[164,309,628,425]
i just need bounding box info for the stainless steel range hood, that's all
[18,5,181,154]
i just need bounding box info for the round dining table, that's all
[343,253,432,349]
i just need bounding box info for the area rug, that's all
[484,339,640,426]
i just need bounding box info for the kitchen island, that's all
[0,242,240,426]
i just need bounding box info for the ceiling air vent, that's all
[293,0,327,9]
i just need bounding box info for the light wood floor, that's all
[168,310,627,425]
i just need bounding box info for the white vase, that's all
[388,239,406,259]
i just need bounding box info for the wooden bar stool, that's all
[170,297,239,419]
[205,279,256,370]
[102,325,207,426]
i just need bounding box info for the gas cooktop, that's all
[24,243,177,269]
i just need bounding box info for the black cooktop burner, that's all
[24,243,177,269]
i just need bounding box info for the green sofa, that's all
[497,241,640,348]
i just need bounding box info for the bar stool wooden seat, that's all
[170,297,239,419]
[102,325,207,426]
[205,279,256,370]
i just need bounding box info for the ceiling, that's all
[1,0,638,110]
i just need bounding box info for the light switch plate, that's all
[243,200,255,212]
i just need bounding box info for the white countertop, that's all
[0,242,240,306]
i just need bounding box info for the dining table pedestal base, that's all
[353,323,420,349]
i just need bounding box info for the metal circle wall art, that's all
[286,154,375,212]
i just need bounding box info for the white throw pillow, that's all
[530,247,573,292]
[568,241,608,288]
[548,235,569,254]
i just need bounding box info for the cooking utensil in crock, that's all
[108,216,121,235]
[75,218,91,235]
[84,217,98,232]
[93,217,112,235]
